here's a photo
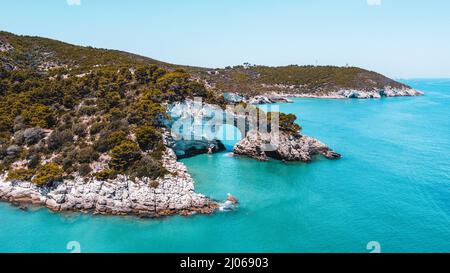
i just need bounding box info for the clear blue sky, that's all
[1,0,449,78]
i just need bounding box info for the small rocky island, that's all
[0,31,421,218]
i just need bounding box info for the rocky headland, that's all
[165,100,341,163]
[234,130,341,162]
[0,99,341,217]
[0,149,218,217]
[0,32,359,219]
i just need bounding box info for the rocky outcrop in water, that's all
[234,130,341,162]
[0,149,218,217]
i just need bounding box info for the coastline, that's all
[242,86,424,105]
[0,149,219,218]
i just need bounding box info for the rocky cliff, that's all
[0,32,348,218]
[0,149,218,217]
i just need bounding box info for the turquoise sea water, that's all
[1,79,449,253]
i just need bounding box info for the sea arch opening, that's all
[214,124,243,152]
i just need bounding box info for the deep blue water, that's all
[0,79,449,253]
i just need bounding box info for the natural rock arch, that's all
[165,99,341,162]
[165,100,255,158]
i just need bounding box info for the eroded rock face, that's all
[249,95,293,105]
[165,100,247,159]
[223,92,245,104]
[164,131,226,159]
[0,149,218,217]
[234,130,341,162]
[165,100,341,163]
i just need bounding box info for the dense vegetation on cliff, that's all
[1,31,410,97]
[0,31,401,186]
[0,32,225,186]
[190,64,411,96]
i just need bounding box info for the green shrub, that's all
[77,146,99,164]
[60,150,77,172]
[149,181,160,188]
[94,169,117,181]
[107,108,126,122]
[13,116,25,132]
[89,122,105,135]
[47,129,74,151]
[94,130,128,153]
[0,132,10,144]
[61,114,73,124]
[268,112,302,133]
[129,155,168,180]
[83,99,97,106]
[27,155,40,169]
[279,113,302,133]
[142,89,164,103]
[128,99,166,126]
[22,104,55,128]
[7,168,35,181]
[0,145,7,160]
[134,125,161,151]
[13,130,25,145]
[72,123,88,137]
[106,130,128,147]
[135,66,165,85]
[135,67,150,84]
[109,130,128,144]
[109,141,141,172]
[150,142,166,160]
[63,94,75,109]
[78,105,98,116]
[78,163,92,177]
[108,119,130,131]
[22,127,44,145]
[32,163,64,186]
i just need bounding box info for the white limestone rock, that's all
[0,149,219,217]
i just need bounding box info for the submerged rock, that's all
[220,193,239,211]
